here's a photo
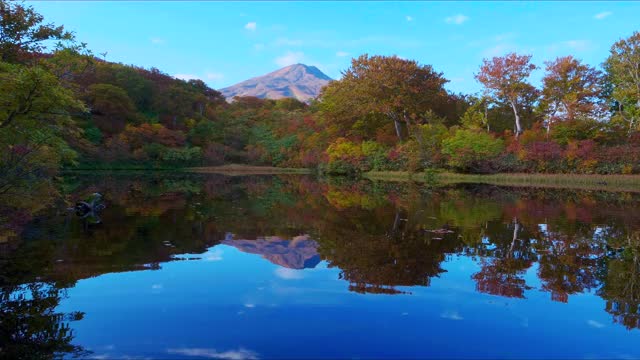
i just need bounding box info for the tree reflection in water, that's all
[1,172,640,359]
[0,283,87,359]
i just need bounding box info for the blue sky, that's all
[28,1,639,94]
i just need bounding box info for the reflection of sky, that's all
[60,245,640,359]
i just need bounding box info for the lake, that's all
[2,173,640,359]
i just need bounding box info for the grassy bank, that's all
[189,164,312,175]
[65,163,640,192]
[67,162,311,175]
[67,161,187,171]
[365,171,640,192]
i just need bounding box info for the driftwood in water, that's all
[69,193,106,224]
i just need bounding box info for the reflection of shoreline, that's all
[222,234,321,270]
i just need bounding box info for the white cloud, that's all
[336,51,349,57]
[167,348,259,360]
[445,14,469,25]
[203,248,224,261]
[245,22,257,31]
[406,15,414,22]
[594,11,612,20]
[440,310,464,321]
[274,51,305,67]
[274,267,304,280]
[151,284,163,290]
[150,37,164,45]
[174,74,201,81]
[587,320,605,328]
[244,303,255,308]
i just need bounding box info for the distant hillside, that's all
[219,63,332,102]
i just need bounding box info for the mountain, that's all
[219,63,332,102]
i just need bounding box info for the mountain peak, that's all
[219,64,332,102]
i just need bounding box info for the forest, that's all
[2,0,640,201]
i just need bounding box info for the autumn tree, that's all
[187,78,225,115]
[92,62,154,111]
[85,83,137,135]
[0,62,84,195]
[539,56,603,133]
[476,53,538,137]
[604,31,640,133]
[0,0,74,63]
[319,54,448,143]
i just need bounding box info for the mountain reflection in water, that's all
[1,173,640,358]
[222,235,321,269]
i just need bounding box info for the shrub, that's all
[203,144,227,165]
[523,141,563,162]
[565,140,598,173]
[361,141,389,171]
[522,141,564,172]
[84,126,103,144]
[143,143,167,161]
[418,123,448,168]
[441,129,504,173]
[595,145,640,174]
[551,119,600,145]
[160,146,202,165]
[325,138,365,175]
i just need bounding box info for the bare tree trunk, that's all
[510,217,520,255]
[509,100,522,137]
[546,120,551,137]
[394,119,404,141]
[392,209,401,234]
[484,103,490,132]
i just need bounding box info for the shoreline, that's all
[65,165,640,192]
[365,171,640,192]
[188,164,312,175]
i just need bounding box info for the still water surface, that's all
[2,174,640,359]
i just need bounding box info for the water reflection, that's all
[2,173,640,357]
[222,234,320,269]
[0,283,86,359]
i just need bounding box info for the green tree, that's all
[460,96,490,131]
[0,0,74,63]
[188,119,217,146]
[85,83,137,135]
[0,61,84,195]
[604,31,640,133]
[319,54,448,144]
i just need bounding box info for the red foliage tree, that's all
[476,53,538,137]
